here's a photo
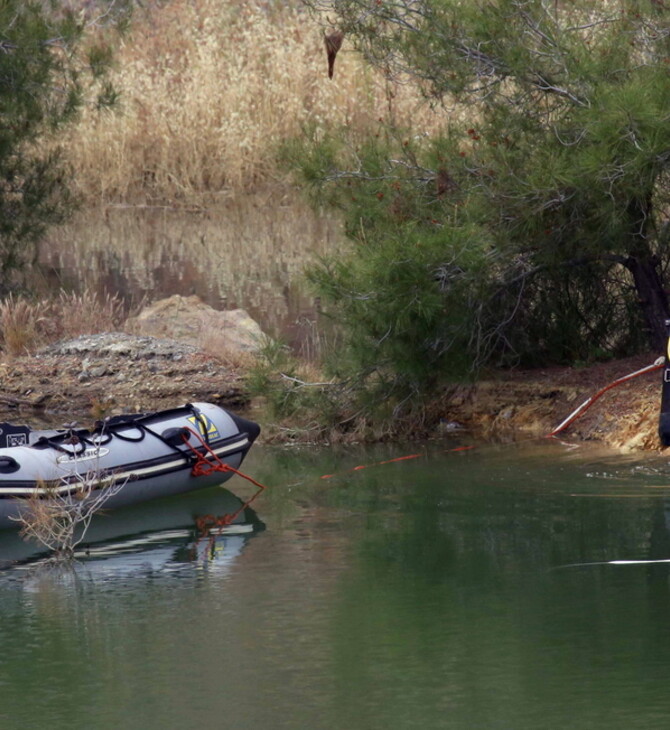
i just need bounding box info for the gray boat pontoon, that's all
[0,402,260,529]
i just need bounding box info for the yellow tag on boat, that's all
[188,414,220,440]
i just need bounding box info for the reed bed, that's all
[0,290,126,356]
[65,0,443,204]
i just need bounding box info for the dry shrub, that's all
[0,289,126,355]
[14,472,127,559]
[0,295,50,356]
[52,289,126,341]
[196,326,258,369]
[64,0,443,204]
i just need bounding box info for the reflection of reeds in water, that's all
[63,0,442,204]
[41,195,342,342]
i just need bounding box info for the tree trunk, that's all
[624,252,669,353]
[623,195,669,353]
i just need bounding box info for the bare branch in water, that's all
[11,435,127,559]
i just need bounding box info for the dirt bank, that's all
[0,334,249,428]
[0,335,664,451]
[442,353,665,452]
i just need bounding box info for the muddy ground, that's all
[0,334,665,451]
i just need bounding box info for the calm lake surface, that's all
[1,439,670,729]
[39,200,343,352]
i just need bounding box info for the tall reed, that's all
[64,0,442,204]
[0,290,126,356]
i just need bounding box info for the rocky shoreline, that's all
[0,295,268,429]
[0,331,664,452]
[0,333,249,427]
[0,291,663,449]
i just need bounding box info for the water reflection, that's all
[4,443,670,729]
[38,196,343,348]
[0,485,264,582]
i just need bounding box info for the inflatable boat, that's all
[0,402,260,529]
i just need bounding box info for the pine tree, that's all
[299,0,670,392]
[0,1,127,288]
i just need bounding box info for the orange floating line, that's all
[316,444,479,482]
[378,454,422,465]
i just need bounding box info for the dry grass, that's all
[0,296,50,357]
[52,289,126,341]
[195,326,260,369]
[64,0,443,204]
[0,289,126,356]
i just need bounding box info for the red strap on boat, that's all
[181,426,266,488]
[181,426,268,533]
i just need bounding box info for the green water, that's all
[1,439,670,729]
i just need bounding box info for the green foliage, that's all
[0,1,128,289]
[246,338,305,417]
[294,0,670,409]
[246,337,351,438]
[308,221,491,380]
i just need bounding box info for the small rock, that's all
[27,392,47,406]
[438,419,464,433]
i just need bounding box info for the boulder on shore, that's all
[125,295,268,354]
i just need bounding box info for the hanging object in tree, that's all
[324,30,344,79]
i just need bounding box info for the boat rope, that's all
[180,357,668,542]
[546,357,664,437]
[32,403,208,455]
[181,426,268,532]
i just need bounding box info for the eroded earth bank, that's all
[0,296,665,451]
